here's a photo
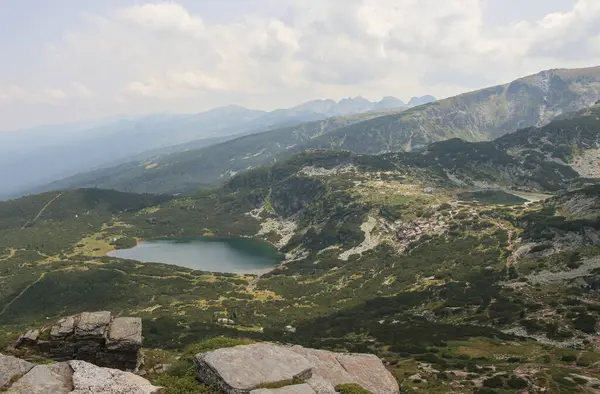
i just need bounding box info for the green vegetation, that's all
[2,106,600,393]
[335,383,373,394]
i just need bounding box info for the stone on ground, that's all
[69,360,163,394]
[1,351,162,393]
[6,362,73,394]
[15,311,142,371]
[194,343,399,394]
[195,343,312,393]
[0,353,34,388]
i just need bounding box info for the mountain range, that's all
[0,95,434,200]
[36,66,600,196]
[1,99,599,392]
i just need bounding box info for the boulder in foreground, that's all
[195,342,398,394]
[0,353,162,394]
[15,311,142,371]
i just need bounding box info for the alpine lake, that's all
[107,237,284,274]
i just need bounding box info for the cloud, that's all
[117,2,205,34]
[0,84,91,104]
[3,0,600,129]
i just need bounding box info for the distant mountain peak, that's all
[407,95,437,106]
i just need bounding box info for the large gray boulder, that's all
[6,362,73,394]
[74,311,112,338]
[0,353,34,389]
[195,343,399,394]
[16,311,142,371]
[0,354,162,394]
[195,343,313,394]
[69,360,162,394]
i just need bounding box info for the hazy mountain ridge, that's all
[0,96,422,199]
[28,111,406,195]
[35,66,600,196]
[297,66,600,155]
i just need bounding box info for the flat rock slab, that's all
[0,353,34,388]
[195,343,399,394]
[195,343,312,393]
[288,346,399,394]
[51,315,78,338]
[287,346,353,386]
[69,360,163,394]
[75,311,112,337]
[6,362,73,394]
[107,317,142,349]
[250,384,316,394]
[1,355,162,394]
[336,353,399,394]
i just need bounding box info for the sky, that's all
[1,0,599,130]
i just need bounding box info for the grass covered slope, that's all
[33,66,600,196]
[1,118,600,392]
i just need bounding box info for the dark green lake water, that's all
[107,237,283,274]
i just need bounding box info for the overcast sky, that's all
[1,0,599,130]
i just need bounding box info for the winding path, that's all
[0,272,46,317]
[21,192,64,229]
[0,248,16,262]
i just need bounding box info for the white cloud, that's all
[3,0,600,129]
[0,85,73,104]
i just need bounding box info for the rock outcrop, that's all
[195,343,399,394]
[15,311,142,371]
[250,384,316,394]
[0,353,34,389]
[0,354,162,394]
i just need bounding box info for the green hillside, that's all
[36,66,600,196]
[1,107,600,392]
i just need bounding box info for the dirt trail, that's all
[21,192,64,229]
[0,272,46,317]
[0,248,16,261]
[492,220,518,269]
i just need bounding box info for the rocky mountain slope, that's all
[1,104,599,392]
[2,96,423,200]
[38,66,600,196]
[31,111,397,195]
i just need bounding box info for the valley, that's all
[1,103,599,392]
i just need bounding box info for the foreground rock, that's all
[15,311,142,371]
[0,354,162,394]
[195,343,399,394]
[0,353,34,389]
[250,384,316,394]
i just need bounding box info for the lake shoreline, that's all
[107,235,283,275]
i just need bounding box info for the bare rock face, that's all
[0,354,162,394]
[250,384,316,394]
[69,360,162,394]
[0,353,34,389]
[6,362,73,394]
[195,343,399,394]
[15,311,142,371]
[195,343,313,394]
